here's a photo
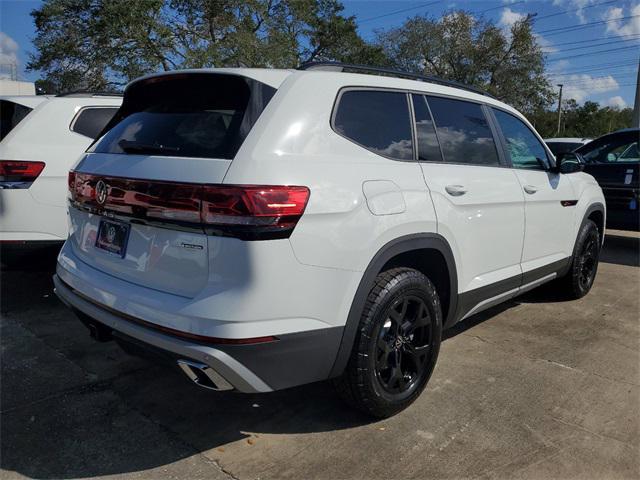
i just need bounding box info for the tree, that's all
[27,0,386,92]
[373,11,555,113]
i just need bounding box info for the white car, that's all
[544,137,592,157]
[54,65,605,418]
[0,93,121,244]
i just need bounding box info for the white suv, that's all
[0,93,121,244]
[53,64,605,418]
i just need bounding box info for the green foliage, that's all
[27,0,384,91]
[373,11,555,113]
[529,101,634,138]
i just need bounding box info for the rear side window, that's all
[411,94,442,163]
[91,74,276,159]
[0,100,33,141]
[492,109,549,170]
[427,96,499,166]
[333,90,413,161]
[546,142,582,156]
[71,107,119,139]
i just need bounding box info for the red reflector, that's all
[0,161,45,186]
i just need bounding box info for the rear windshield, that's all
[0,100,33,141]
[91,74,276,159]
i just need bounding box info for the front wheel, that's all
[334,268,442,418]
[557,219,601,299]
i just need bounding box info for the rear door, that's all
[491,108,577,274]
[415,94,525,294]
[68,72,279,298]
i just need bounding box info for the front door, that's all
[491,108,577,277]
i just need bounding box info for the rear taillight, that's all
[201,185,310,239]
[0,161,45,188]
[70,174,310,240]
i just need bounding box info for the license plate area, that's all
[95,219,130,257]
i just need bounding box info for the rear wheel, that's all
[558,219,601,299]
[334,268,442,418]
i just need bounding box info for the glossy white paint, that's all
[0,95,122,241]
[513,169,577,273]
[420,163,525,293]
[57,67,605,348]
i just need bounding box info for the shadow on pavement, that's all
[1,231,637,478]
[600,233,639,267]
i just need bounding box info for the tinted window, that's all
[546,142,583,156]
[0,100,33,141]
[71,107,119,139]
[578,132,639,164]
[334,90,413,160]
[92,74,276,159]
[411,94,442,163]
[493,109,549,170]
[427,96,499,166]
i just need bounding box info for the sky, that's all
[0,0,638,108]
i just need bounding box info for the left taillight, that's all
[0,161,45,188]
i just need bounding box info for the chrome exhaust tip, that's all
[177,359,233,391]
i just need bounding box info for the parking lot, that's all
[1,231,638,480]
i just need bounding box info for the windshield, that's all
[546,142,583,156]
[91,73,276,159]
[577,132,639,164]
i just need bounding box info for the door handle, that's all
[523,185,538,194]
[445,185,467,196]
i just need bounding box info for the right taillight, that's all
[69,173,310,240]
[0,161,45,188]
[201,185,310,239]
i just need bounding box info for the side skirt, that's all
[452,258,570,325]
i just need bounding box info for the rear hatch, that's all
[67,71,290,298]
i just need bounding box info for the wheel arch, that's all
[581,202,606,247]
[328,233,458,378]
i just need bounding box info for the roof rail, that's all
[298,62,495,99]
[55,90,123,98]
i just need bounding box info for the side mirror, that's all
[554,152,584,174]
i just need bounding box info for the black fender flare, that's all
[328,233,458,378]
[559,201,605,278]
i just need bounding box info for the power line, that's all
[548,65,638,77]
[531,0,619,22]
[536,13,640,36]
[359,1,441,24]
[472,1,526,15]
[547,59,638,74]
[543,36,640,54]
[542,33,640,48]
[548,45,640,62]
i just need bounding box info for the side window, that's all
[333,90,413,161]
[427,96,500,166]
[71,107,119,139]
[411,94,443,163]
[492,109,549,170]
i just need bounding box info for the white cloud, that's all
[559,74,619,103]
[553,0,594,23]
[603,4,640,37]
[0,31,19,80]
[606,95,627,109]
[499,7,526,31]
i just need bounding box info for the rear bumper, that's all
[53,274,343,392]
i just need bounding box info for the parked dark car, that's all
[576,128,639,231]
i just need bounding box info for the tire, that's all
[557,219,601,299]
[334,267,442,418]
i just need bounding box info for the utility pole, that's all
[632,58,639,129]
[556,84,563,136]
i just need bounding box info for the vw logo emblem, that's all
[95,180,108,205]
[106,225,117,243]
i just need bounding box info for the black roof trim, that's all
[298,62,495,99]
[55,90,123,98]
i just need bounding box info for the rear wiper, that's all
[118,140,180,155]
